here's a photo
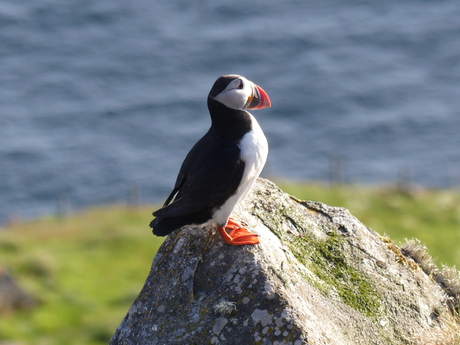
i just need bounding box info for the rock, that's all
[110,178,456,345]
[0,266,35,314]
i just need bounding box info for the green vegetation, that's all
[0,181,459,344]
[252,182,382,318]
[292,232,381,318]
[278,181,460,267]
[0,205,163,345]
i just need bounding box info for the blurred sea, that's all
[1,0,460,222]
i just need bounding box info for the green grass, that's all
[278,180,460,267]
[1,181,459,344]
[0,205,163,345]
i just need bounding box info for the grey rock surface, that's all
[0,266,34,314]
[110,178,450,345]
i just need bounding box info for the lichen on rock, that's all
[110,178,456,345]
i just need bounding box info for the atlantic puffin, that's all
[150,74,271,245]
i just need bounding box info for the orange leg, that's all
[218,218,259,245]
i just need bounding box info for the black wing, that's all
[153,133,245,219]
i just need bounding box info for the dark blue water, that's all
[1,0,460,221]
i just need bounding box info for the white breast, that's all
[210,113,268,227]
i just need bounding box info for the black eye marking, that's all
[237,80,244,89]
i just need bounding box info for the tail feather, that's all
[150,209,212,237]
[150,216,191,237]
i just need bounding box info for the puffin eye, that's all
[237,80,244,89]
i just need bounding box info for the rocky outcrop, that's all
[110,178,457,345]
[0,266,35,314]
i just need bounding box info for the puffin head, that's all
[208,75,271,111]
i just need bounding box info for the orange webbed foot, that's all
[218,218,259,245]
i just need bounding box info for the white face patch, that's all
[212,76,253,110]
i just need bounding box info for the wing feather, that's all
[153,134,245,219]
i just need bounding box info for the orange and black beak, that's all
[246,83,271,110]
